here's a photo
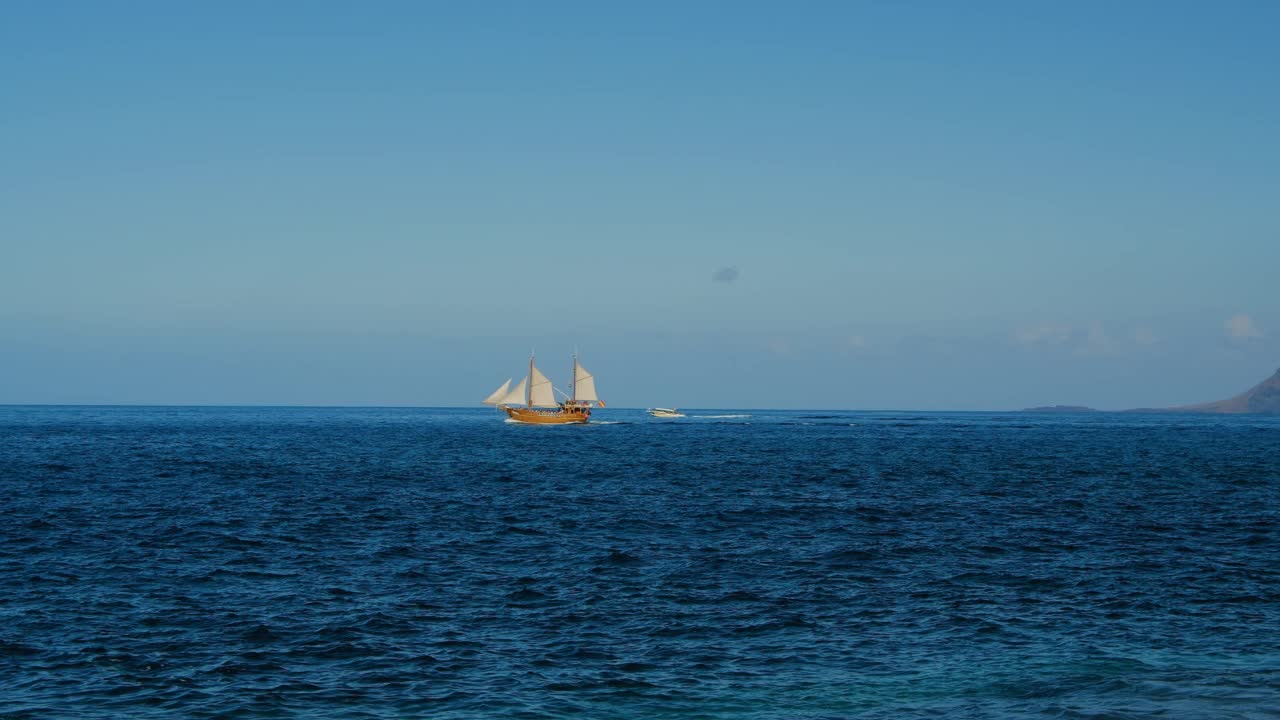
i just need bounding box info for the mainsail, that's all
[497,377,527,406]
[528,365,557,407]
[573,360,598,403]
[483,379,512,405]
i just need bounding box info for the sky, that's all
[2,1,1278,409]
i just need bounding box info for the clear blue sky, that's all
[2,1,1277,409]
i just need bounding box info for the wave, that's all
[7,405,1272,718]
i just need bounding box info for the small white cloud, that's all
[1133,327,1158,345]
[767,338,791,355]
[1078,322,1113,355]
[846,335,867,349]
[1226,314,1262,339]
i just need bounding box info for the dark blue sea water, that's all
[2,406,1278,719]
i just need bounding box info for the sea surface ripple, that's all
[2,406,1278,719]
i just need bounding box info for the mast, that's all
[571,351,578,403]
[527,352,534,408]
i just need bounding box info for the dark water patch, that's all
[37,462,75,473]
[372,544,416,558]
[507,587,551,603]
[501,524,546,536]
[243,624,280,643]
[600,549,643,566]
[0,639,42,656]
[821,547,877,566]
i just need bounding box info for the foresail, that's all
[529,365,557,407]
[573,362,599,402]
[483,379,512,405]
[498,377,527,406]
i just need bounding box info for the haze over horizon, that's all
[3,2,1277,410]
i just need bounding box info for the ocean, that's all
[2,406,1278,719]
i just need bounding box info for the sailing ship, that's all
[482,352,604,424]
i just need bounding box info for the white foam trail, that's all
[692,414,752,419]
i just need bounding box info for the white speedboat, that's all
[647,408,685,418]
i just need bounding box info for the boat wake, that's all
[692,414,752,419]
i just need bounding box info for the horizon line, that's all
[0,402,1233,414]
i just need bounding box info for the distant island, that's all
[1126,367,1280,414]
[1024,367,1280,415]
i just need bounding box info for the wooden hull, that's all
[503,406,590,424]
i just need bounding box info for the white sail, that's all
[573,361,599,402]
[483,379,512,405]
[497,377,527,406]
[529,365,557,407]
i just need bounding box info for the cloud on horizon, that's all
[1013,322,1160,356]
[1013,324,1072,346]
